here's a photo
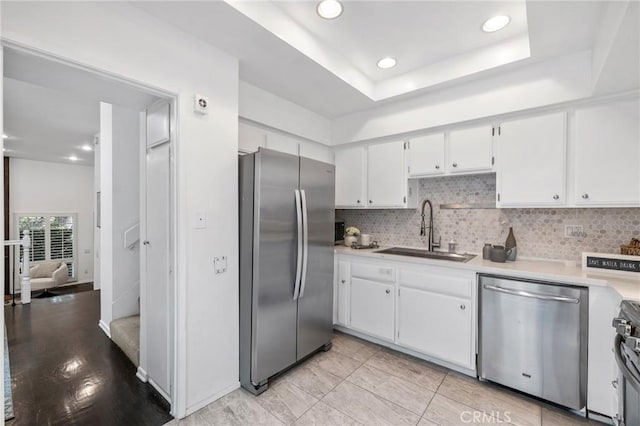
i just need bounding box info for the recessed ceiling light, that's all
[482,15,510,33]
[2,134,8,139]
[68,156,79,162]
[81,144,93,151]
[316,0,343,20]
[377,57,397,69]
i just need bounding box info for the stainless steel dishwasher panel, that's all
[479,275,588,411]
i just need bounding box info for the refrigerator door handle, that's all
[299,189,309,298]
[293,189,303,300]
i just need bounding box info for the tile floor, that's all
[170,331,603,426]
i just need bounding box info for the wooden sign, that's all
[582,252,640,277]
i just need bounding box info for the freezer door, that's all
[250,149,300,384]
[297,157,335,360]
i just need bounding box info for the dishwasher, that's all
[478,275,589,411]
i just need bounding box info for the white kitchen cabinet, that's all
[497,112,567,207]
[335,146,366,208]
[367,140,407,207]
[574,99,640,207]
[335,260,350,326]
[349,277,395,341]
[239,122,266,154]
[398,287,472,368]
[407,133,445,177]
[448,126,494,173]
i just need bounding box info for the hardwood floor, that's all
[171,331,601,426]
[4,290,172,426]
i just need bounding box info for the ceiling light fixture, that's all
[377,57,397,69]
[68,156,79,162]
[482,15,510,33]
[2,134,8,139]
[81,144,93,152]
[316,0,343,20]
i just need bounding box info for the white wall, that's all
[239,81,332,145]
[99,103,141,332]
[9,158,94,286]
[1,2,239,417]
[331,51,593,144]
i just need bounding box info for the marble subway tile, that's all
[322,381,420,425]
[346,363,435,415]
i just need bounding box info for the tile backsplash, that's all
[337,174,640,262]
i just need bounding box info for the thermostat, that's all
[194,93,209,115]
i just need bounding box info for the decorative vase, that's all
[344,236,357,247]
[505,227,517,261]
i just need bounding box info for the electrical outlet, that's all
[565,225,585,238]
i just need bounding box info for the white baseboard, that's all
[185,381,240,418]
[149,377,171,405]
[334,325,477,377]
[136,366,148,383]
[98,320,111,338]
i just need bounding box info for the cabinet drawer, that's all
[351,262,396,283]
[398,267,472,299]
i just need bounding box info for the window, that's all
[17,214,77,280]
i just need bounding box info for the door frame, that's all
[0,41,182,416]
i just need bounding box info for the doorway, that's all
[2,45,178,422]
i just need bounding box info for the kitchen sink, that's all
[375,247,476,263]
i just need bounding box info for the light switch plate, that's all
[214,256,227,274]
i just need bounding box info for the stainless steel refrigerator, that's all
[239,148,335,395]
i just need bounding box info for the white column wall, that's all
[1,2,240,416]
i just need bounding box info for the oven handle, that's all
[615,334,640,394]
[483,284,580,304]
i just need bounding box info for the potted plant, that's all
[344,227,360,247]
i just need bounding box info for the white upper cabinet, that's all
[573,100,640,206]
[238,122,266,154]
[335,146,366,208]
[367,140,406,207]
[448,126,494,173]
[497,112,567,207]
[407,134,445,177]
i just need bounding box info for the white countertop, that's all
[335,245,640,301]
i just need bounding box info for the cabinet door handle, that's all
[369,200,373,204]
[582,193,589,199]
[460,304,466,310]
[385,289,391,294]
[452,163,458,168]
[553,194,559,200]
[357,199,361,204]
[435,165,440,169]
[341,279,346,284]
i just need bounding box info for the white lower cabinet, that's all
[349,277,395,341]
[336,255,475,370]
[398,287,473,369]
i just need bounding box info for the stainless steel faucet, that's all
[420,199,441,251]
